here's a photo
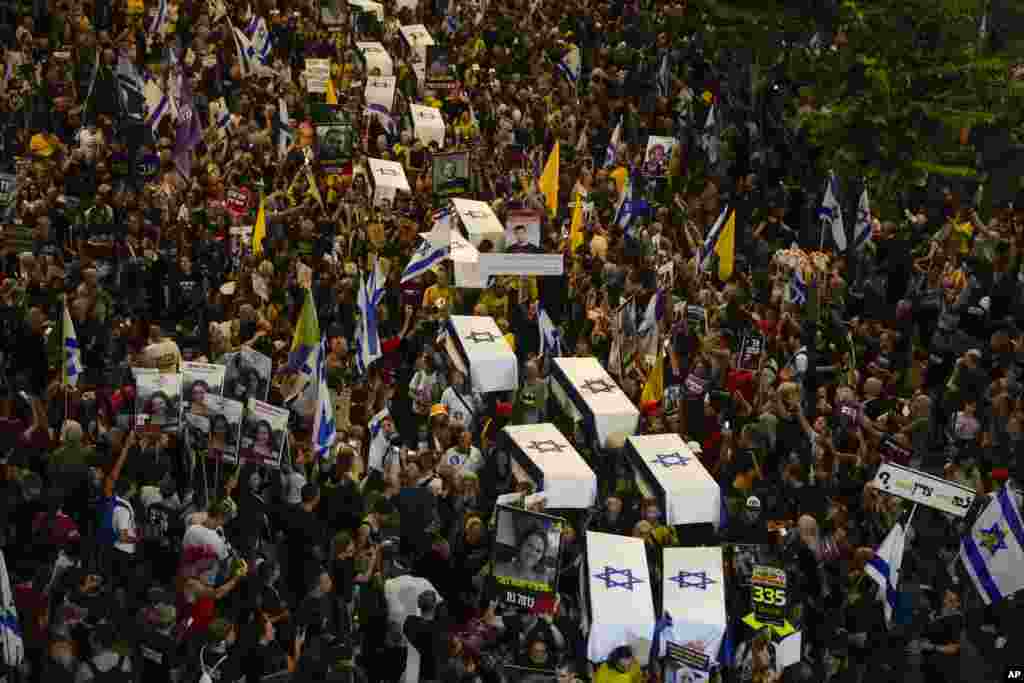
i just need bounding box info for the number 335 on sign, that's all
[751,586,786,606]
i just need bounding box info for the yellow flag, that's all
[539,141,560,217]
[326,76,338,105]
[252,193,267,256]
[715,209,736,281]
[641,346,664,406]
[569,194,584,254]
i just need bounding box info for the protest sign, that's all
[135,372,182,433]
[305,58,331,93]
[491,505,564,608]
[431,151,470,196]
[239,399,289,467]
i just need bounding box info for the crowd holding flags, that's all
[701,206,736,282]
[356,257,387,374]
[961,485,1024,604]
[402,209,453,283]
[854,187,872,250]
[62,302,81,388]
[539,141,560,217]
[312,336,337,459]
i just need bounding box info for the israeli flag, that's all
[700,206,729,272]
[401,209,451,283]
[819,173,847,251]
[614,173,635,236]
[699,104,720,167]
[312,337,336,459]
[63,304,82,387]
[0,549,23,671]
[604,116,621,168]
[853,188,872,250]
[148,0,167,35]
[538,305,563,358]
[251,17,272,64]
[232,26,256,79]
[864,520,907,627]
[367,406,392,474]
[558,44,581,89]
[961,485,1024,605]
[144,79,169,135]
[356,258,387,373]
[278,97,294,158]
[788,268,807,306]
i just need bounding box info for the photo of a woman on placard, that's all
[247,419,276,462]
[146,390,175,427]
[186,379,211,416]
[494,524,555,587]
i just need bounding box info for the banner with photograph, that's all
[239,399,289,467]
[431,151,470,196]
[425,45,455,90]
[135,372,182,433]
[206,396,244,462]
[505,209,542,250]
[643,135,677,177]
[221,349,272,404]
[491,505,564,608]
[181,362,226,417]
[310,104,354,171]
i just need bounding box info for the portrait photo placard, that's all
[239,399,289,467]
[135,372,182,433]
[431,151,470,197]
[643,135,677,178]
[181,362,226,418]
[490,505,564,608]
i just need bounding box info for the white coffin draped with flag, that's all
[399,24,435,64]
[660,547,727,664]
[452,198,504,249]
[627,434,722,529]
[585,531,655,665]
[551,357,640,448]
[450,230,484,288]
[356,41,394,76]
[502,423,597,509]
[410,104,446,148]
[445,315,517,393]
[365,76,397,112]
[367,158,410,207]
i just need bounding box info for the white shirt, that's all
[112,497,137,555]
[181,524,230,583]
[441,386,482,432]
[443,446,484,475]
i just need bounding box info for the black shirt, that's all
[403,615,446,681]
[137,628,182,683]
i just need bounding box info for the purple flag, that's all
[174,74,203,179]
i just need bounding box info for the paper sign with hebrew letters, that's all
[872,462,975,517]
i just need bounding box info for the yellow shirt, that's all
[478,291,510,320]
[593,660,643,683]
[951,220,974,255]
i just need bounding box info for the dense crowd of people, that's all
[2,0,1024,682]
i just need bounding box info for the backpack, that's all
[84,655,133,683]
[97,497,132,546]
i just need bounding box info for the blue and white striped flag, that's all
[144,78,170,135]
[699,104,720,167]
[614,173,635,236]
[232,26,256,79]
[278,97,294,158]
[63,304,81,387]
[148,0,168,35]
[356,258,387,373]
[367,406,392,473]
[853,188,872,250]
[0,548,23,671]
[865,519,907,627]
[818,173,847,251]
[251,17,272,64]
[402,209,451,283]
[604,116,622,168]
[788,268,808,306]
[700,206,730,272]
[537,305,563,358]
[312,337,336,459]
[557,44,581,91]
[961,485,1024,605]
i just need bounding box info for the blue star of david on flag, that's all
[669,570,716,591]
[979,522,1008,555]
[594,566,645,591]
[651,452,691,467]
